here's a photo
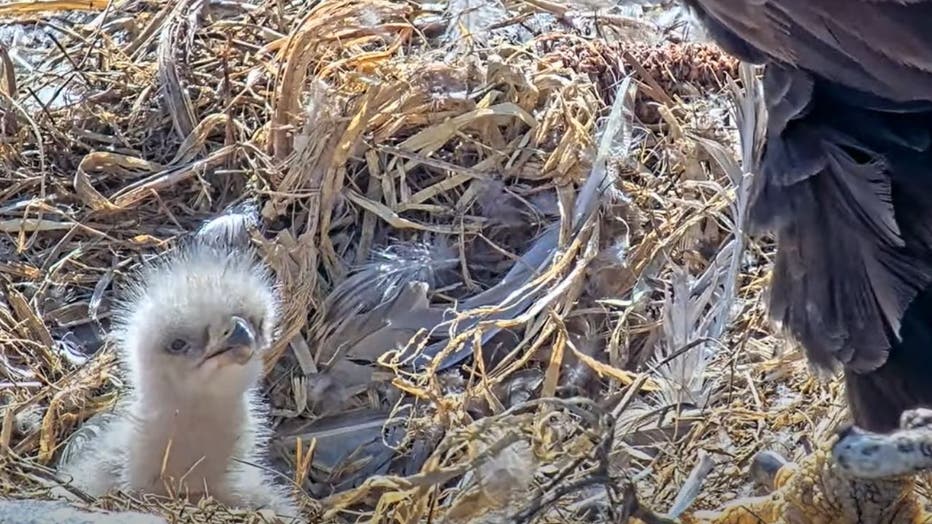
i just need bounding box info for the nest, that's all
[0,0,844,522]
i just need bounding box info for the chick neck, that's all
[125,380,254,503]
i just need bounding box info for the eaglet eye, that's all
[166,338,190,354]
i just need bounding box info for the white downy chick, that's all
[57,223,301,521]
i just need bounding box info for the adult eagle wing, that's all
[685,0,932,384]
[687,0,932,103]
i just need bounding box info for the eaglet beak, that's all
[202,316,257,366]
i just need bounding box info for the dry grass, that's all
[0,0,846,522]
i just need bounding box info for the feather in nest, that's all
[611,65,763,478]
[308,238,459,411]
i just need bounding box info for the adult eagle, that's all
[684,1,932,432]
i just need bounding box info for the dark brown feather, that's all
[687,1,932,102]
[688,0,932,431]
[743,63,932,376]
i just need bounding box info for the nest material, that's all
[0,0,840,522]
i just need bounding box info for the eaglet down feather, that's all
[56,230,301,521]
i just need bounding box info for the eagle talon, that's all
[749,450,789,492]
